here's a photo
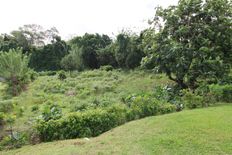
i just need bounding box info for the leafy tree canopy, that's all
[29,36,69,71]
[69,33,112,69]
[143,0,232,88]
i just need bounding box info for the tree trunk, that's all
[176,79,188,89]
[167,74,188,89]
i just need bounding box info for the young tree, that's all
[114,33,131,68]
[145,0,232,88]
[0,49,30,96]
[61,46,84,71]
[114,32,144,69]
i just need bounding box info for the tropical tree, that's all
[29,36,69,71]
[0,49,30,96]
[114,33,131,68]
[61,46,84,71]
[144,0,232,88]
[114,32,144,69]
[69,33,112,69]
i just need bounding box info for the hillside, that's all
[0,70,170,137]
[2,105,232,155]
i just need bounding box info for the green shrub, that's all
[0,49,31,96]
[0,132,27,150]
[70,102,90,112]
[61,46,85,71]
[58,71,67,80]
[0,100,14,113]
[126,94,176,119]
[125,51,143,69]
[31,105,39,112]
[35,94,176,142]
[28,70,38,81]
[100,65,114,71]
[153,85,182,104]
[36,104,128,142]
[128,95,159,119]
[158,103,176,114]
[182,90,204,109]
[209,84,232,103]
[40,104,62,122]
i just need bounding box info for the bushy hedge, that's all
[181,90,204,109]
[36,105,128,141]
[209,84,232,103]
[182,84,232,109]
[36,100,176,142]
[126,94,176,120]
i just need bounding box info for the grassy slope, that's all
[0,70,170,135]
[3,105,232,155]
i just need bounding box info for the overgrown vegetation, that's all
[0,0,231,153]
[3,105,232,155]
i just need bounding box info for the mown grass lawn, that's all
[2,104,232,155]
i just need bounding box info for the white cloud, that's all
[0,0,178,39]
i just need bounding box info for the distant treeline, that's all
[0,25,145,71]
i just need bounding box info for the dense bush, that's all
[0,100,14,113]
[209,84,232,103]
[192,84,232,105]
[61,46,84,71]
[70,102,90,112]
[97,46,118,67]
[0,132,27,150]
[31,105,39,112]
[40,104,63,122]
[125,51,143,69]
[0,49,31,96]
[125,93,176,120]
[181,90,204,109]
[28,70,38,81]
[36,104,128,141]
[36,94,176,142]
[58,70,67,80]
